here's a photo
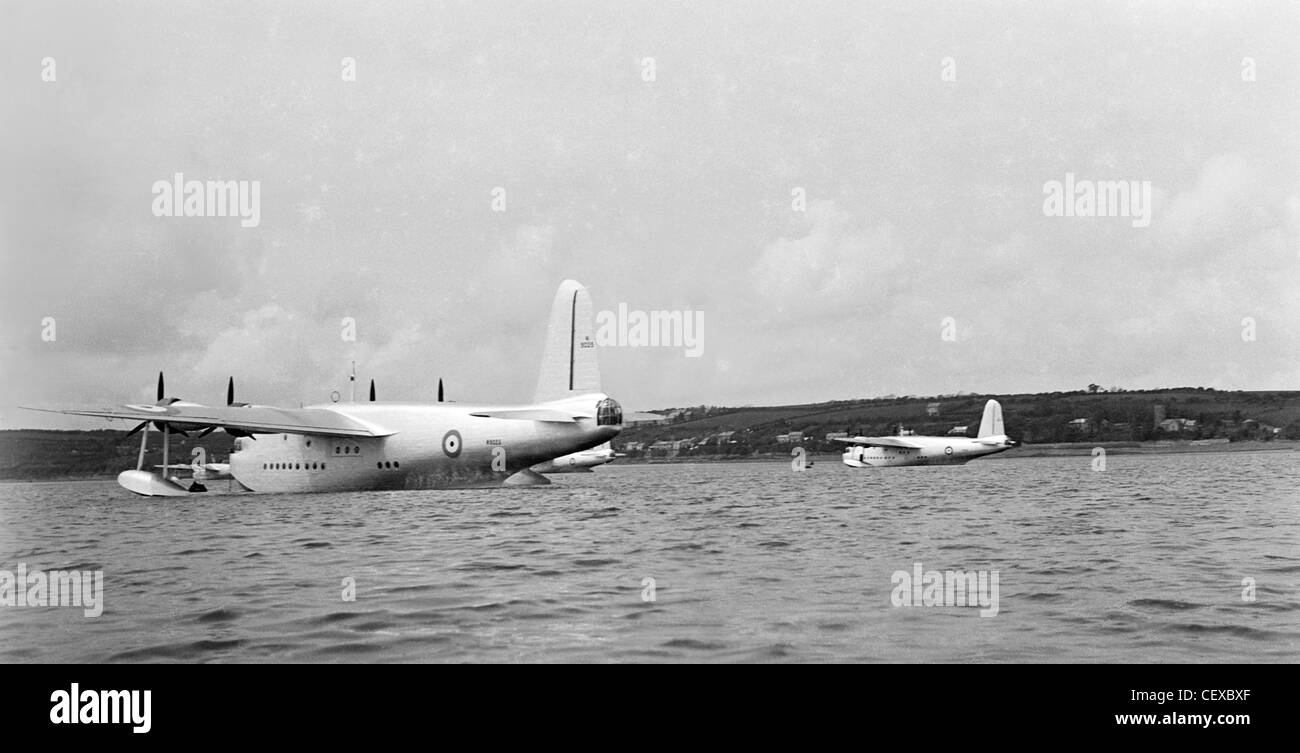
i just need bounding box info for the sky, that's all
[2,1,1298,428]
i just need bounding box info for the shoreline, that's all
[1,440,1294,482]
[618,439,1299,465]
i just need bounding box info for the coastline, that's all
[618,439,1300,465]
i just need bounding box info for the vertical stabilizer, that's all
[977,399,1005,438]
[534,280,601,403]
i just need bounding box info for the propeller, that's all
[226,377,249,407]
[126,371,185,436]
[438,378,444,403]
[221,376,255,439]
[369,379,376,402]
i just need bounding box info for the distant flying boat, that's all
[835,400,1018,467]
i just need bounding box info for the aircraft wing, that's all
[22,403,394,438]
[831,436,925,449]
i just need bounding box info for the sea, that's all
[1,450,1297,663]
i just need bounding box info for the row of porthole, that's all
[335,446,362,455]
[377,461,401,469]
[262,462,326,470]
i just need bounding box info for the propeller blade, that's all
[227,377,235,406]
[369,379,376,402]
[438,379,444,403]
[125,421,148,438]
[156,371,165,402]
[197,427,216,438]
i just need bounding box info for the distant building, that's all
[1068,418,1092,431]
[926,402,941,416]
[648,438,694,457]
[825,431,849,441]
[946,425,968,436]
[1158,418,1195,433]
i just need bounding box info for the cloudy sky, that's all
[2,1,1297,428]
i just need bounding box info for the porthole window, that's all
[335,447,340,455]
[393,461,399,468]
[376,462,382,469]
[354,446,360,454]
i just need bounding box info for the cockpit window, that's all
[596,398,623,426]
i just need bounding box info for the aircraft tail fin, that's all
[534,280,601,403]
[977,399,1005,438]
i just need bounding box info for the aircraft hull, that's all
[225,401,618,493]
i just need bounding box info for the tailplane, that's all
[977,399,1005,438]
[534,280,601,403]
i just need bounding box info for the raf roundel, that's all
[945,446,953,455]
[442,430,463,458]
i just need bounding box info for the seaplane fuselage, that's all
[840,434,1016,467]
[228,396,619,493]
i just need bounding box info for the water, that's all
[1,451,1297,662]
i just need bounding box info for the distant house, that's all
[776,433,791,444]
[926,402,941,416]
[1158,418,1195,433]
[1068,418,1092,432]
[825,431,849,441]
[946,425,968,436]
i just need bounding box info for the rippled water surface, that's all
[1,451,1297,662]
